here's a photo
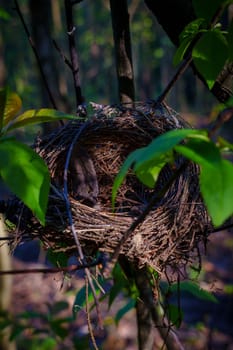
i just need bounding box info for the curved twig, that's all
[63,121,103,328]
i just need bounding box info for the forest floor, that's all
[7,228,233,350]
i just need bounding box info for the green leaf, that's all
[175,138,233,226]
[217,136,233,152]
[173,37,194,66]
[174,18,206,65]
[112,129,206,205]
[115,298,136,325]
[170,281,218,303]
[179,18,206,43]
[200,159,233,226]
[192,30,228,89]
[36,338,57,350]
[47,249,68,268]
[3,108,77,133]
[166,304,183,328]
[192,0,229,23]
[133,129,206,187]
[0,88,22,131]
[175,138,222,167]
[49,301,70,316]
[0,8,11,20]
[72,285,101,317]
[227,19,233,60]
[0,139,50,225]
[50,319,69,339]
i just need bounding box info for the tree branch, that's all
[110,0,135,105]
[64,0,85,113]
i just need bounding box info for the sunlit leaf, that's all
[0,138,50,225]
[4,108,77,133]
[192,30,228,89]
[133,129,206,187]
[0,88,22,130]
[112,129,207,206]
[175,138,222,167]
[200,160,233,226]
[175,138,233,226]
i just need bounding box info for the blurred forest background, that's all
[0,0,217,121]
[1,1,233,350]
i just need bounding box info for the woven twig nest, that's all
[8,101,211,273]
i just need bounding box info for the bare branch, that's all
[0,261,100,276]
[64,0,85,113]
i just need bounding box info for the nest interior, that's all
[8,101,211,273]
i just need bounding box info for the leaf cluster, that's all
[174,0,233,89]
[0,87,77,224]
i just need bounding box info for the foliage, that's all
[0,87,76,224]
[113,128,233,226]
[173,0,233,89]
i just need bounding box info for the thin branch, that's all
[208,107,233,137]
[52,39,73,70]
[85,276,99,350]
[64,0,85,112]
[157,55,192,103]
[14,0,57,109]
[0,261,100,276]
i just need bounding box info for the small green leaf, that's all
[72,285,101,317]
[179,18,206,43]
[115,299,136,325]
[0,8,11,20]
[0,88,22,131]
[50,301,69,316]
[173,37,193,66]
[175,138,222,167]
[174,18,206,65]
[47,249,68,268]
[200,160,233,226]
[166,304,183,328]
[3,108,77,133]
[0,139,50,225]
[170,281,218,303]
[192,30,228,89]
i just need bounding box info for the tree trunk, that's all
[109,0,135,105]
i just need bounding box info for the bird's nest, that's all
[6,101,211,273]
